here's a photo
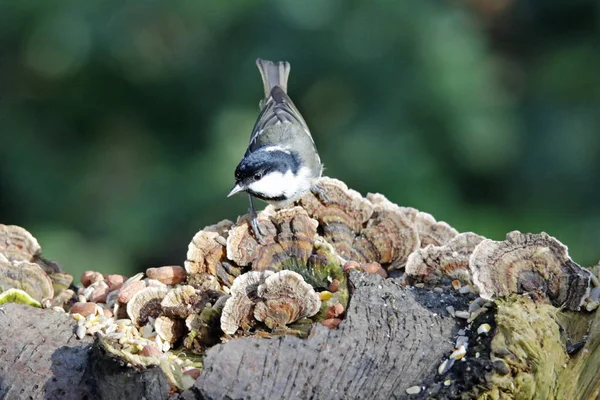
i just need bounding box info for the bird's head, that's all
[228,146,303,202]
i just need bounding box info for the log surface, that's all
[181,272,467,400]
[0,303,94,400]
[0,273,474,400]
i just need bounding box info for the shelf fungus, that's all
[155,315,186,344]
[127,286,169,327]
[221,270,321,335]
[227,207,317,269]
[362,194,420,269]
[254,270,321,330]
[405,232,485,286]
[414,212,459,248]
[298,178,373,261]
[0,258,54,302]
[185,220,239,288]
[160,285,197,319]
[0,224,41,262]
[470,231,592,311]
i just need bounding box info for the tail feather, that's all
[256,59,290,99]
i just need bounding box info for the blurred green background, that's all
[1,0,599,279]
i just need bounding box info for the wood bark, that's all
[0,272,523,400]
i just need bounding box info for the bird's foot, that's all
[249,210,267,245]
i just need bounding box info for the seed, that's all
[477,323,491,335]
[459,286,471,294]
[451,280,461,290]
[450,345,467,360]
[405,386,421,395]
[328,279,341,293]
[445,306,455,317]
[455,336,469,349]
[321,318,342,329]
[438,358,455,375]
[320,291,333,301]
[70,302,97,317]
[468,307,488,323]
[455,311,470,319]
[76,325,86,339]
[81,271,104,287]
[145,266,187,285]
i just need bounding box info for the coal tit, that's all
[228,59,323,241]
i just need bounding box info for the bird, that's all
[228,59,323,242]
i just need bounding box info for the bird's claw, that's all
[250,216,267,245]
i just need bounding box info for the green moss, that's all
[481,296,567,400]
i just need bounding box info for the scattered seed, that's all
[438,358,455,374]
[433,287,444,293]
[443,380,452,386]
[445,306,455,317]
[451,280,461,290]
[405,386,421,395]
[455,311,470,319]
[76,325,86,339]
[468,307,488,323]
[458,286,471,294]
[414,283,425,289]
[586,300,599,312]
[455,336,469,349]
[450,345,466,360]
[320,291,333,301]
[477,323,491,335]
[124,272,145,285]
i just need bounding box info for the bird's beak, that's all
[227,183,245,197]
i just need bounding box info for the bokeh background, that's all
[1,0,599,279]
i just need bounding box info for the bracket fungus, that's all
[254,270,321,330]
[186,220,238,288]
[220,271,268,335]
[127,286,169,327]
[0,224,41,262]
[220,270,321,335]
[415,211,459,248]
[470,231,592,310]
[405,232,485,286]
[0,259,54,302]
[299,178,373,261]
[362,193,420,269]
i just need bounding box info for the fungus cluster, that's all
[1,176,599,396]
[0,224,74,308]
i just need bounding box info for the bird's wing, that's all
[247,87,314,153]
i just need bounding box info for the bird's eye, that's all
[254,172,263,180]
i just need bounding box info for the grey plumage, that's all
[248,59,321,176]
[229,58,324,242]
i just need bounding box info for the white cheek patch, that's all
[247,166,314,201]
[247,170,295,198]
